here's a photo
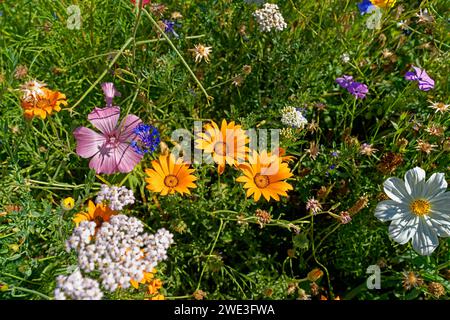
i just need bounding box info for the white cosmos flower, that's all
[375,167,450,256]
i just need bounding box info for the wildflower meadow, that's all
[0,0,449,302]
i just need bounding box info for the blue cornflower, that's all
[357,0,375,15]
[162,20,179,38]
[131,124,160,155]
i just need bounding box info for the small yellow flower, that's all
[61,197,75,211]
[150,294,165,300]
[371,0,397,8]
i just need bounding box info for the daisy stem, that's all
[141,9,212,113]
[135,34,205,46]
[211,209,238,216]
[196,218,225,291]
[68,37,134,112]
[310,214,334,299]
[349,98,357,130]
[218,172,222,195]
[131,0,143,67]
[0,272,40,284]
[118,172,132,187]
[165,295,193,300]
[8,286,52,300]
[95,175,111,186]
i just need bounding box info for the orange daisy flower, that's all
[150,279,163,290]
[20,81,67,119]
[130,269,156,289]
[195,119,249,175]
[236,150,293,201]
[145,154,197,196]
[277,147,296,162]
[73,200,116,228]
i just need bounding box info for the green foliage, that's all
[0,0,449,300]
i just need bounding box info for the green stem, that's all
[166,295,192,300]
[349,98,357,130]
[141,9,212,113]
[135,34,205,46]
[68,37,134,112]
[196,219,225,291]
[131,0,143,67]
[310,214,334,299]
[0,272,40,284]
[10,286,52,300]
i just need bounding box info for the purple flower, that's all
[357,0,374,15]
[348,82,369,99]
[336,75,368,99]
[73,107,143,174]
[335,75,354,89]
[331,151,340,157]
[162,20,179,38]
[405,66,435,91]
[101,82,121,107]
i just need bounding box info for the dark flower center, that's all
[164,175,179,188]
[254,174,270,188]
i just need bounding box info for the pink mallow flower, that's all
[101,82,121,107]
[73,107,143,174]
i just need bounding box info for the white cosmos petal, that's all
[375,200,411,222]
[425,173,448,199]
[383,177,412,203]
[426,215,450,237]
[404,167,426,198]
[429,192,450,213]
[411,218,439,256]
[388,216,418,245]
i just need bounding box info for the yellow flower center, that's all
[164,175,179,188]
[254,174,270,188]
[214,142,228,156]
[197,46,206,55]
[410,199,431,216]
[36,98,50,109]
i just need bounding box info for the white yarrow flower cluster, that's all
[54,270,103,300]
[253,3,287,32]
[95,184,135,211]
[66,215,174,292]
[66,221,96,253]
[281,106,308,129]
